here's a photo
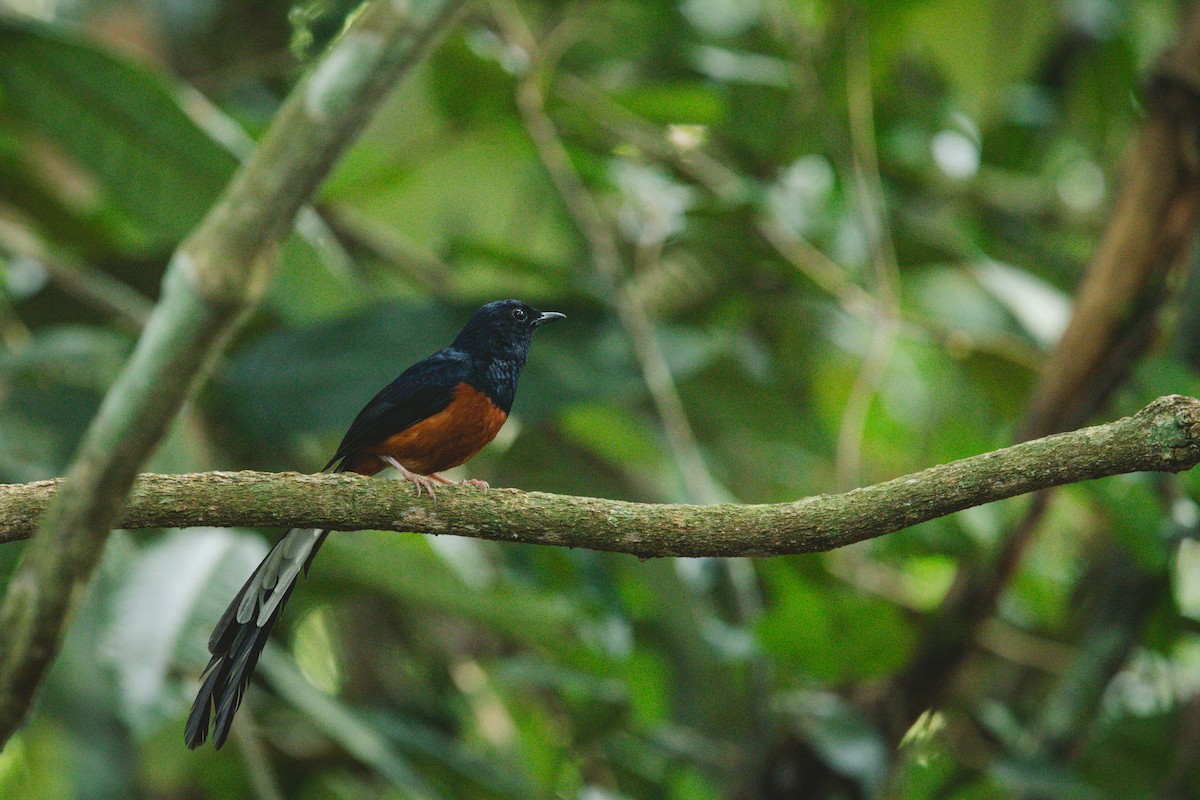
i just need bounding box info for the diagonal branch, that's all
[885,0,1200,737]
[0,0,466,746]
[0,395,1197,557]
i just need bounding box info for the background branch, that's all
[836,15,902,490]
[0,396,1197,556]
[884,1,1200,739]
[492,1,725,504]
[0,0,465,746]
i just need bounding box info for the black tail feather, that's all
[185,528,328,749]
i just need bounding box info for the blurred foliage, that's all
[1,0,1200,798]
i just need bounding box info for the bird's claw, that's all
[381,457,490,497]
[383,456,439,501]
[430,473,489,492]
[410,474,439,499]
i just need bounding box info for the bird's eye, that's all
[512,308,528,321]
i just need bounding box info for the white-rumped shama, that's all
[185,299,564,749]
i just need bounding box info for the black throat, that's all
[464,351,526,413]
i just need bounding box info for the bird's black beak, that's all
[532,311,565,328]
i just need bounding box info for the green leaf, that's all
[426,31,518,127]
[559,403,664,470]
[0,326,133,480]
[991,758,1101,800]
[756,562,914,681]
[900,0,1057,120]
[0,20,237,255]
[0,732,74,800]
[625,648,671,727]
[1087,476,1172,570]
[609,83,726,125]
[325,118,575,273]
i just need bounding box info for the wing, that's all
[323,347,470,471]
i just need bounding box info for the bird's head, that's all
[452,299,565,358]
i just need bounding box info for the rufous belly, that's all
[342,382,508,476]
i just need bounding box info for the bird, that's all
[184,299,564,749]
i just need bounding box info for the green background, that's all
[0,0,1198,797]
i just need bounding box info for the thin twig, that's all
[0,230,152,332]
[317,204,455,295]
[835,18,902,489]
[491,0,723,503]
[232,715,286,800]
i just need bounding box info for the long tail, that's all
[184,527,328,749]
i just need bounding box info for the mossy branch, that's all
[1,396,1197,557]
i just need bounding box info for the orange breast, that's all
[350,382,508,476]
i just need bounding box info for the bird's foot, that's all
[430,474,490,492]
[382,456,440,499]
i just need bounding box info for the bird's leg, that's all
[429,473,490,492]
[381,456,440,499]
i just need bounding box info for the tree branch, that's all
[1019,4,1200,441]
[0,396,1197,556]
[0,0,466,746]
